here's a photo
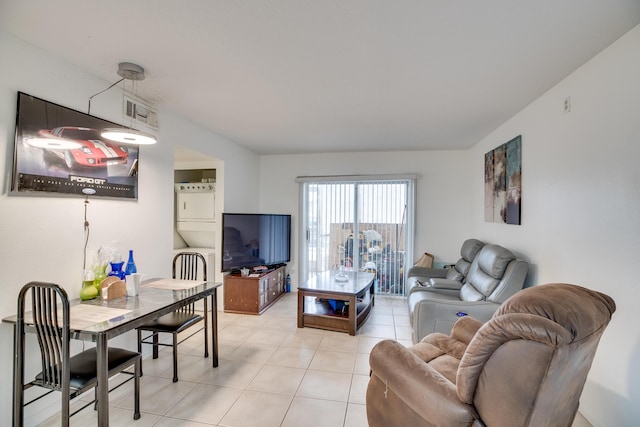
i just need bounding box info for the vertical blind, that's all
[298,175,415,296]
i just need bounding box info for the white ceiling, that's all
[2,1,640,155]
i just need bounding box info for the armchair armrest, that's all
[429,278,464,290]
[406,266,447,279]
[369,340,478,425]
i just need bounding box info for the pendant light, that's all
[94,62,158,145]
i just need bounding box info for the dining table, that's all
[3,278,221,427]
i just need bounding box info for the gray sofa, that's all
[408,242,528,343]
[407,238,485,295]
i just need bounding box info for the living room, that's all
[1,2,639,426]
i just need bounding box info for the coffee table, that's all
[297,270,375,335]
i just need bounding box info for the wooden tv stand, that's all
[224,266,286,314]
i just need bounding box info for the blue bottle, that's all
[125,250,137,276]
[285,274,291,293]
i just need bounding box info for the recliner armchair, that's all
[367,283,616,427]
[408,243,528,343]
[407,238,485,295]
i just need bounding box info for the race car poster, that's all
[11,92,139,199]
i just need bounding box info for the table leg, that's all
[203,297,209,358]
[348,294,357,336]
[96,334,109,427]
[297,291,304,328]
[211,291,218,367]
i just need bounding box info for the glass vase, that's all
[109,261,126,280]
[125,250,137,275]
[80,270,98,300]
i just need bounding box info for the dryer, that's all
[175,182,216,248]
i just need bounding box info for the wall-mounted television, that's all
[221,213,291,272]
[11,92,139,199]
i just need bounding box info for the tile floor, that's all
[33,292,592,426]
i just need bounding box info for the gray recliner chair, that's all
[407,238,485,295]
[408,243,528,343]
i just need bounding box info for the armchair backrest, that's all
[456,283,616,426]
[445,238,485,281]
[460,244,528,303]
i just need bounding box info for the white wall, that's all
[258,150,473,288]
[0,31,259,425]
[258,24,640,426]
[469,24,640,426]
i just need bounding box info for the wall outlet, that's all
[563,96,571,113]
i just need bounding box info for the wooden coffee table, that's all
[297,270,375,335]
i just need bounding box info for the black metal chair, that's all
[13,281,141,427]
[136,252,208,382]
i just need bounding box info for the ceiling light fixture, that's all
[88,62,158,145]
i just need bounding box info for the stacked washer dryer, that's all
[174,182,216,283]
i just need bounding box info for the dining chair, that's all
[136,251,208,382]
[13,281,141,427]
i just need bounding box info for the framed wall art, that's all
[11,92,139,199]
[484,135,521,225]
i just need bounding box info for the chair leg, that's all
[62,397,70,427]
[133,358,141,420]
[172,333,179,382]
[152,333,159,359]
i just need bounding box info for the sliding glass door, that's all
[299,176,414,296]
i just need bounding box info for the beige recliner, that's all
[367,283,616,427]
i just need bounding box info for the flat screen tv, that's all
[221,213,291,272]
[11,92,139,199]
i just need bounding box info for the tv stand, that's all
[224,265,286,314]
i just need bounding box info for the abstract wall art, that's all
[484,135,521,225]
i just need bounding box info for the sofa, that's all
[408,242,528,343]
[367,283,616,427]
[407,238,485,294]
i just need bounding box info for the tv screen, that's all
[221,213,291,272]
[11,92,139,199]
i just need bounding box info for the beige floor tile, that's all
[356,336,385,354]
[393,313,411,327]
[345,403,369,427]
[247,364,306,395]
[280,330,323,349]
[197,359,263,388]
[349,374,370,404]
[219,390,292,427]
[165,383,242,424]
[118,376,196,416]
[356,322,396,339]
[395,325,413,341]
[227,341,278,364]
[154,416,215,426]
[367,313,394,325]
[266,345,316,369]
[354,353,371,375]
[245,327,290,346]
[309,350,356,373]
[218,325,255,342]
[319,333,359,353]
[281,396,347,427]
[296,370,352,402]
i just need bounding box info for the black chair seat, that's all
[35,347,141,390]
[139,311,203,333]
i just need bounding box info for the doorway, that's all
[299,176,415,296]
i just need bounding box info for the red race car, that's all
[36,126,129,169]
